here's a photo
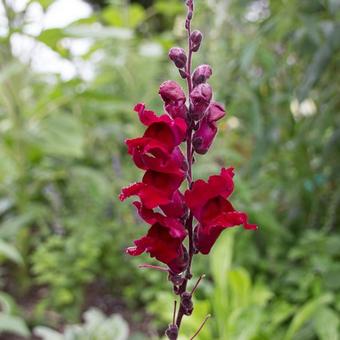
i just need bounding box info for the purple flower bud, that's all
[159,80,188,120]
[169,47,187,68]
[189,83,212,120]
[192,64,212,87]
[181,292,193,315]
[192,102,226,154]
[190,30,203,52]
[165,324,178,340]
[207,102,226,122]
[159,80,186,105]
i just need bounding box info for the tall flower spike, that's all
[119,0,257,338]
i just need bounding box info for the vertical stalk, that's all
[175,0,195,333]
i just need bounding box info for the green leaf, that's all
[0,313,30,337]
[0,239,23,265]
[284,294,333,340]
[103,4,145,28]
[210,229,235,291]
[36,114,85,158]
[34,326,63,340]
[314,307,339,340]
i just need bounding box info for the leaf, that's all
[34,0,54,10]
[210,229,235,291]
[314,307,339,340]
[0,313,30,337]
[0,292,20,314]
[229,268,251,309]
[283,294,333,340]
[65,25,133,40]
[0,239,23,265]
[36,114,85,158]
[34,326,63,340]
[103,4,145,28]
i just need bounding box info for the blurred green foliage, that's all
[0,0,339,338]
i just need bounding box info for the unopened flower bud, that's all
[190,30,203,52]
[169,47,187,68]
[207,102,226,122]
[180,292,193,315]
[159,80,186,105]
[165,324,178,340]
[168,272,185,286]
[192,102,226,154]
[192,64,212,87]
[189,83,212,120]
[159,80,187,119]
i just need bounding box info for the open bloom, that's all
[185,168,257,254]
[127,201,187,273]
[126,103,187,174]
[126,220,188,273]
[120,170,185,209]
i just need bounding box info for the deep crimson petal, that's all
[119,182,145,201]
[133,201,187,239]
[160,190,188,220]
[143,170,184,196]
[184,167,235,216]
[126,222,187,273]
[134,103,159,126]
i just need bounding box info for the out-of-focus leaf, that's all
[103,4,145,28]
[0,313,30,337]
[284,294,333,340]
[154,1,183,16]
[65,25,133,40]
[314,307,339,340]
[36,114,85,158]
[34,327,62,340]
[210,229,235,291]
[34,0,54,10]
[298,25,340,99]
[0,239,23,265]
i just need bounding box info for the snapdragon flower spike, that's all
[120,0,258,337]
[184,168,257,254]
[189,83,212,120]
[159,81,188,120]
[193,102,226,154]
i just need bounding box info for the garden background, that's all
[0,0,339,339]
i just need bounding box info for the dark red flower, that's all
[126,103,187,173]
[134,103,187,146]
[185,168,257,254]
[126,218,187,273]
[119,170,185,209]
[160,190,188,220]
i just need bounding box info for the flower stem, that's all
[174,0,196,335]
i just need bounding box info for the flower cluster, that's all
[119,103,189,274]
[119,0,257,337]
